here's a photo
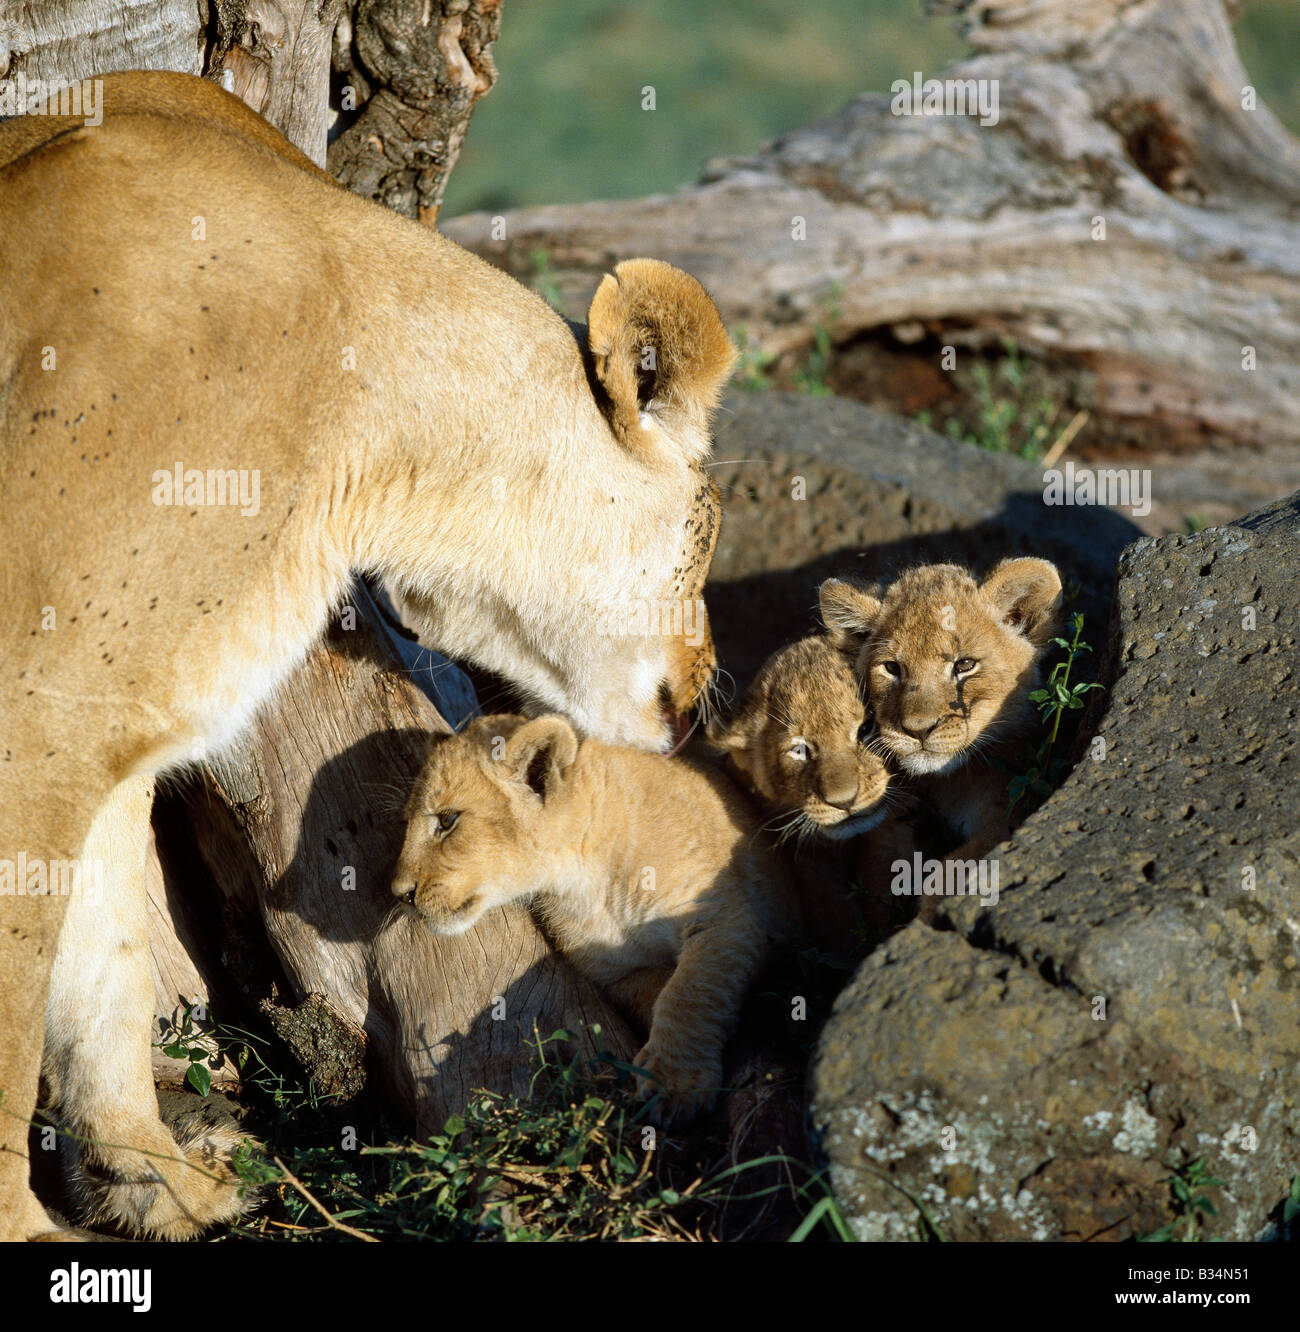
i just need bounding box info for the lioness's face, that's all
[710,637,891,842]
[391,716,575,935]
[636,471,722,752]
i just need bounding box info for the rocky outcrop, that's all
[811,491,1300,1241]
[706,391,1136,685]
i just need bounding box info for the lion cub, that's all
[819,559,1062,859]
[391,714,787,1124]
[706,633,891,844]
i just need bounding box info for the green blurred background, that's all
[441,0,1300,218]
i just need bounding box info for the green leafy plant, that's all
[922,338,1061,461]
[731,326,778,391]
[792,285,842,397]
[529,247,564,313]
[222,1026,820,1242]
[155,1002,222,1097]
[1138,1157,1226,1242]
[1008,610,1104,810]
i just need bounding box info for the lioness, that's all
[818,560,1063,859]
[392,715,788,1125]
[0,72,736,1238]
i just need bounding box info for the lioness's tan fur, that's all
[0,72,736,1237]
[392,715,788,1124]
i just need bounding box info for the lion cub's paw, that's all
[68,1111,254,1240]
[634,1044,722,1128]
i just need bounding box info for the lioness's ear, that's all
[818,579,882,653]
[586,258,737,462]
[980,558,1063,649]
[503,716,579,801]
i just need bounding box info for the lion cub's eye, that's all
[788,738,810,762]
[434,809,460,833]
[953,657,978,677]
[856,721,876,745]
[879,661,903,680]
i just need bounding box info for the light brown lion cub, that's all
[391,715,788,1124]
[819,560,1062,858]
[706,634,891,845]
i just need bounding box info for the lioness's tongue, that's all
[664,709,694,757]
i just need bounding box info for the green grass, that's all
[442,1,1298,218]
[1236,1,1300,136]
[442,0,966,215]
[147,1012,828,1242]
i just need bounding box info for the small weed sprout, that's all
[1008,609,1104,810]
[1138,1157,1226,1242]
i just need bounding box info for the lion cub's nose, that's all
[392,881,417,906]
[902,718,939,740]
[820,779,859,812]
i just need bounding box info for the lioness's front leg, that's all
[43,774,249,1238]
[634,909,766,1126]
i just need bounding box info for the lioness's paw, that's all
[634,1044,722,1127]
[68,1110,254,1240]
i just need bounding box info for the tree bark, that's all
[328,0,503,223]
[442,0,1300,457]
[207,0,347,168]
[0,0,200,82]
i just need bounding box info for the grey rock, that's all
[811,490,1300,1241]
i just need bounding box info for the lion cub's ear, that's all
[705,710,754,754]
[980,558,1063,649]
[586,258,737,462]
[818,579,882,654]
[503,715,579,801]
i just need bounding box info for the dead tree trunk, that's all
[1,1,501,202]
[442,0,1300,458]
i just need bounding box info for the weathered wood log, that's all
[177,586,635,1133]
[145,827,242,1091]
[441,0,1300,458]
[0,1,200,83]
